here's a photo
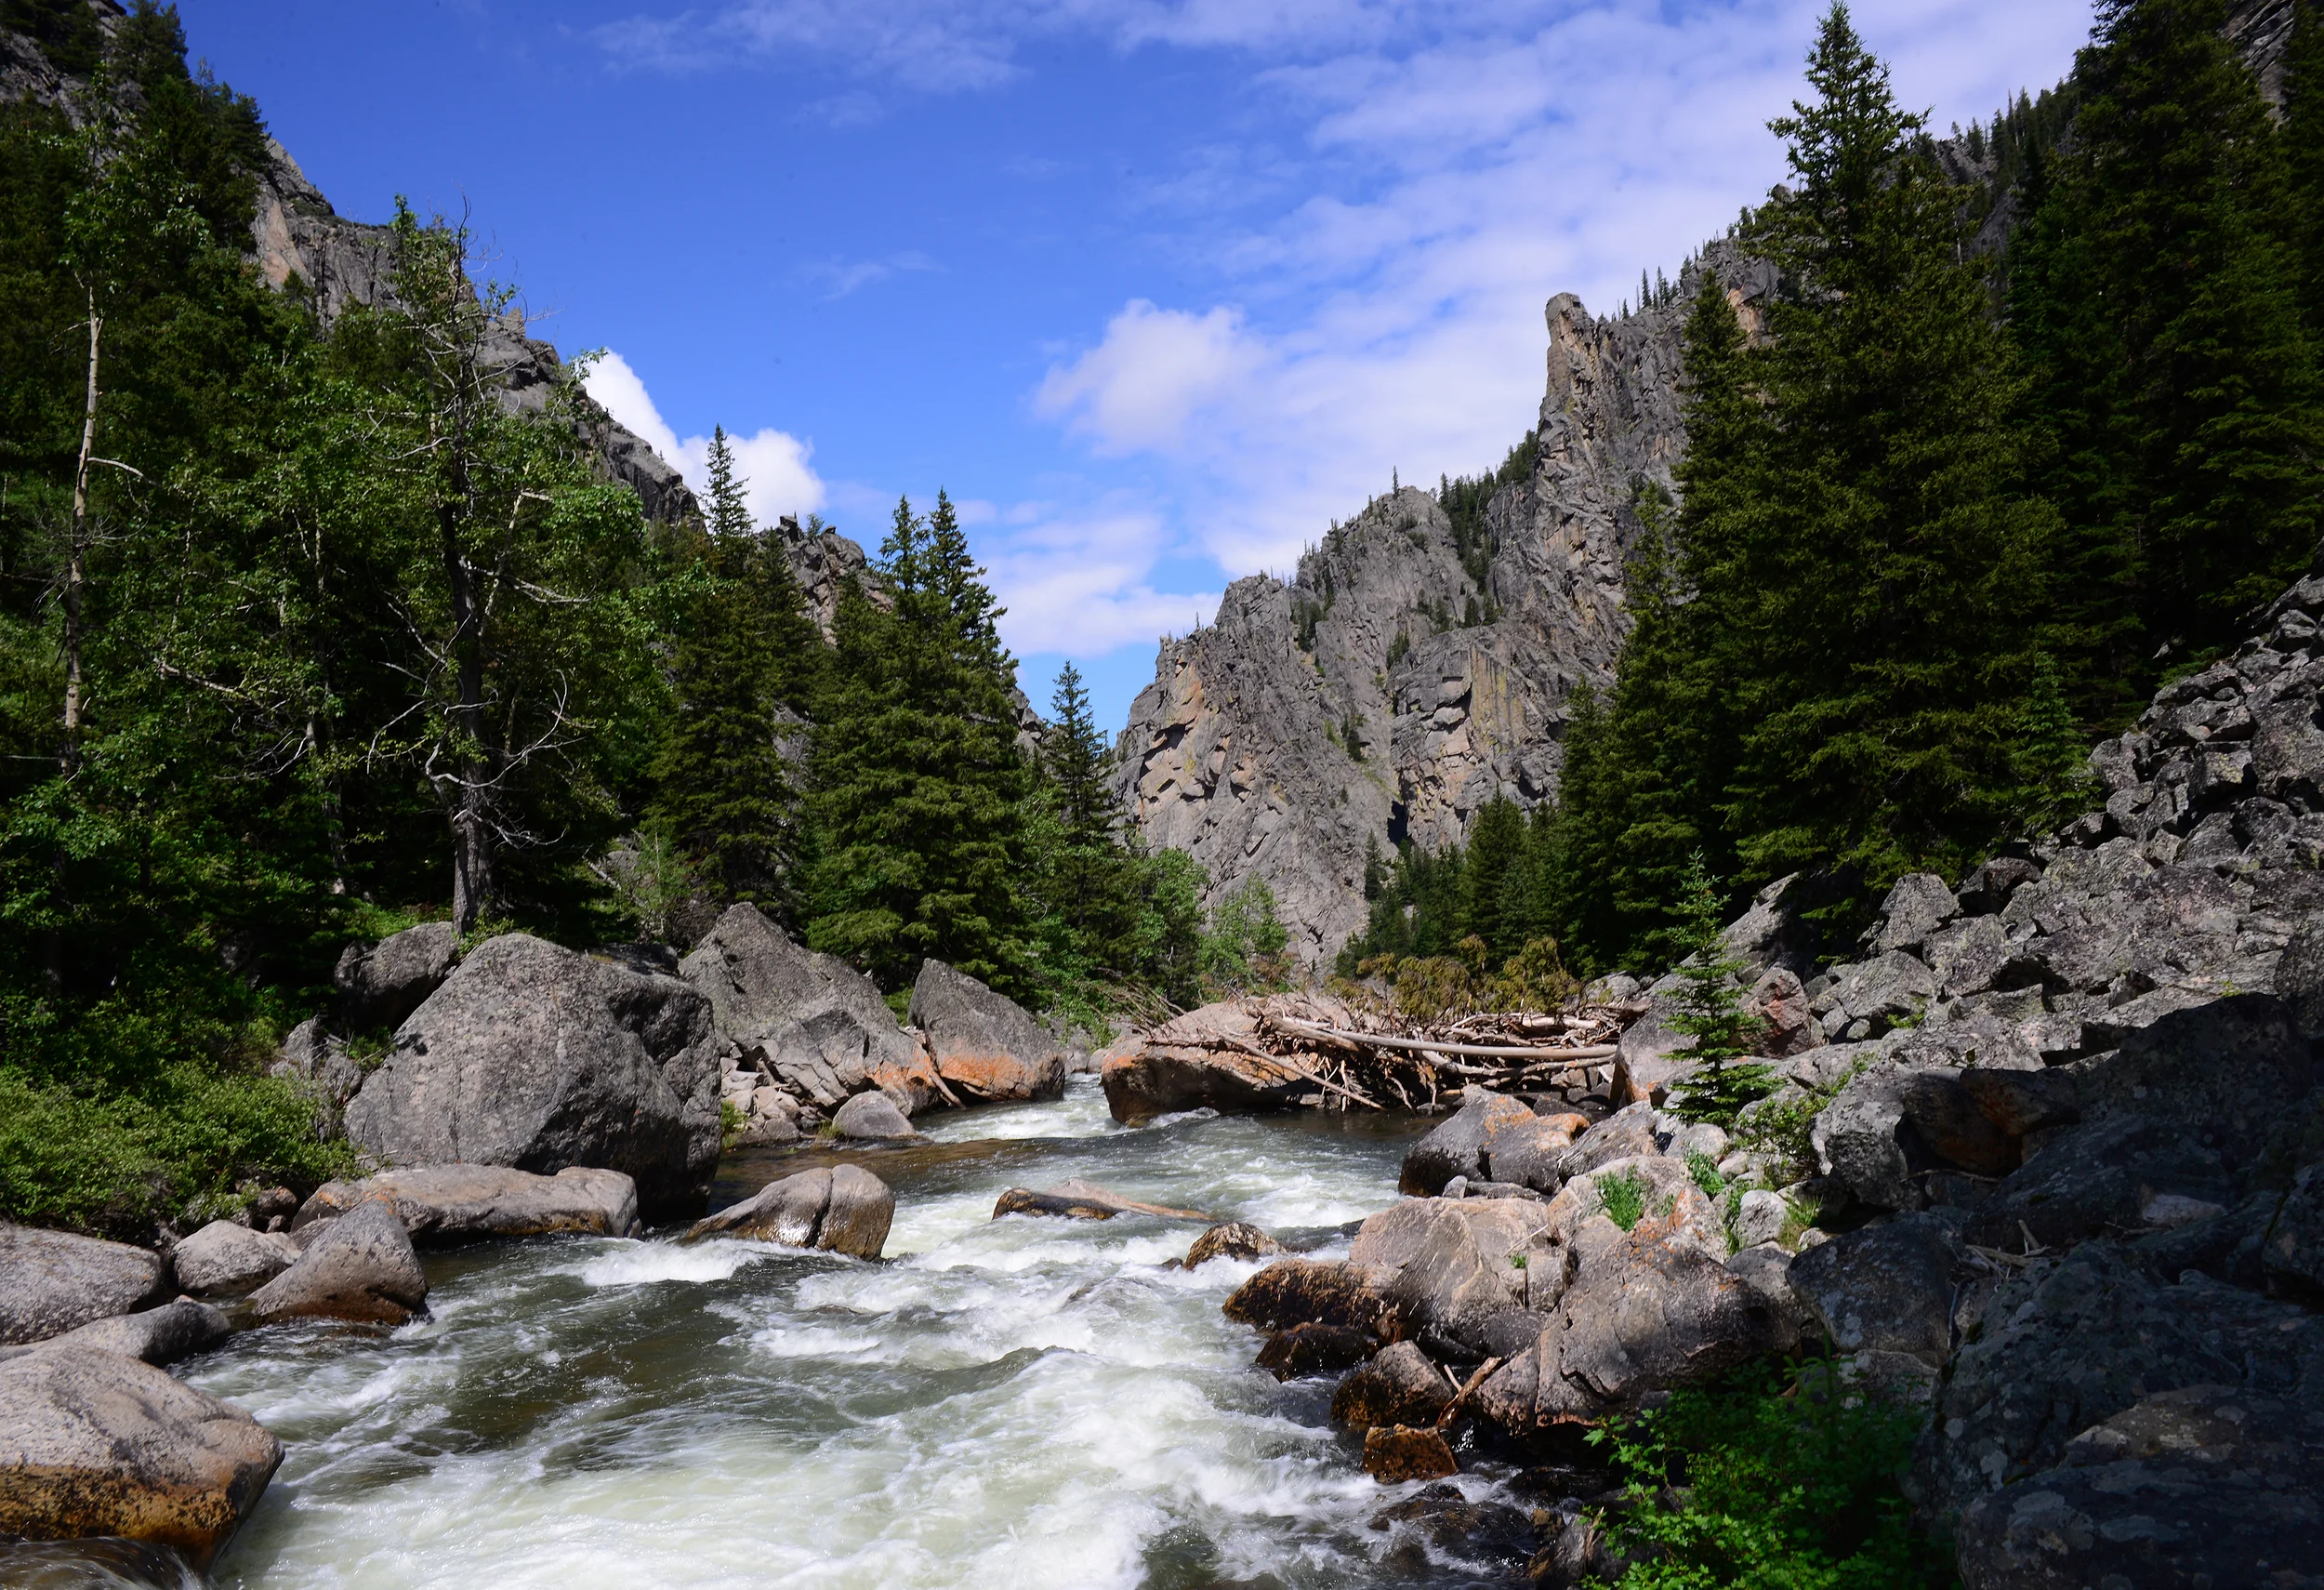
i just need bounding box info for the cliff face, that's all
[1114,244,1777,963]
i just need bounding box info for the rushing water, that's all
[134,1080,1547,1589]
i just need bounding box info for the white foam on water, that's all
[191,1098,1431,1590]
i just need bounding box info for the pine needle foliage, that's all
[1663,855,1776,1128]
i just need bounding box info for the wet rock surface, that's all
[247,1201,429,1327]
[0,1345,283,1569]
[685,1165,894,1259]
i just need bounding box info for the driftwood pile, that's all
[1146,992,1645,1115]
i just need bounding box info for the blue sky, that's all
[179,0,2093,734]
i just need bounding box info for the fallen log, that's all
[993,1179,1216,1223]
[1272,1017,1618,1063]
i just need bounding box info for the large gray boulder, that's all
[1951,1384,2324,1590]
[247,1199,429,1326]
[679,905,939,1113]
[6,1299,231,1369]
[345,933,722,1220]
[1329,1340,1453,1434]
[0,1345,282,1569]
[831,1089,919,1141]
[683,1165,892,1258]
[293,1164,640,1242]
[0,1226,171,1346]
[1100,1000,1313,1121]
[1916,1243,2324,1522]
[1347,1195,1552,1352]
[908,959,1066,1103]
[1473,1222,1788,1432]
[1398,1092,1535,1195]
[170,1222,298,1298]
[1786,1212,1960,1367]
[333,920,459,1031]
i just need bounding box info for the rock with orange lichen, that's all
[908,960,1066,1103]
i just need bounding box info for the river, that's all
[138,1080,1548,1589]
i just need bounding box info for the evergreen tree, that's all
[1722,3,2058,918]
[2283,0,2324,338]
[2014,0,2321,694]
[649,426,821,911]
[1663,855,1776,1128]
[805,493,1034,994]
[1458,795,1527,961]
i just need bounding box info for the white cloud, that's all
[592,0,2095,641]
[582,351,827,526]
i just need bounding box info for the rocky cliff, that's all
[1114,243,1777,962]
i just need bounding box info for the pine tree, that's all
[649,426,820,911]
[1722,3,2058,918]
[805,492,1034,994]
[1459,796,1527,961]
[2017,0,2321,688]
[2284,0,2324,338]
[1662,855,1776,1128]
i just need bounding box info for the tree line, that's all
[0,3,1283,1232]
[1359,0,2324,978]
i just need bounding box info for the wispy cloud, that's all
[797,249,939,299]
[582,351,828,524]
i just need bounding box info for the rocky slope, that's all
[1113,243,1776,961]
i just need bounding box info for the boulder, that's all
[1895,1070,2016,1177]
[830,1090,919,1141]
[1101,1002,1311,1121]
[1749,965,1822,1059]
[1785,1212,1960,1367]
[333,920,459,1031]
[678,905,939,1113]
[1399,1093,1535,1196]
[1183,1222,1286,1267]
[1554,1103,1663,1180]
[1349,1197,1553,1344]
[1363,1424,1459,1483]
[247,1200,428,1326]
[1222,1258,1390,1335]
[1254,1321,1373,1380]
[992,1180,1211,1222]
[1952,1385,2324,1590]
[1956,1067,2079,1138]
[2265,1166,2324,1292]
[1917,1244,2324,1520]
[1610,998,1696,1108]
[1812,1062,1920,1212]
[293,1164,640,1243]
[1482,1113,1579,1193]
[1733,1189,1789,1250]
[1723,1242,1809,1352]
[1331,1340,1456,1433]
[169,1222,298,1298]
[269,1016,364,1127]
[0,1345,282,1569]
[1472,1217,1787,1432]
[1869,873,1960,957]
[13,1300,231,1369]
[0,1226,171,1346]
[908,959,1067,1103]
[344,933,723,1221]
[684,1165,893,1259]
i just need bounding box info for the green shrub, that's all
[1598,1169,1648,1231]
[1684,1147,1727,1202]
[720,1098,747,1146]
[0,1066,354,1239]
[1588,1362,1954,1589]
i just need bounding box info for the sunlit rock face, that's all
[1112,244,1778,963]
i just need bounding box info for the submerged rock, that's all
[247,1200,428,1327]
[344,933,723,1221]
[991,1180,1212,1222]
[685,1165,893,1259]
[1363,1424,1459,1483]
[909,959,1067,1103]
[0,1226,171,1346]
[0,1345,282,1570]
[1182,1222,1286,1267]
[1254,1321,1374,1381]
[293,1165,640,1243]
[1332,1341,1456,1434]
[830,1091,919,1141]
